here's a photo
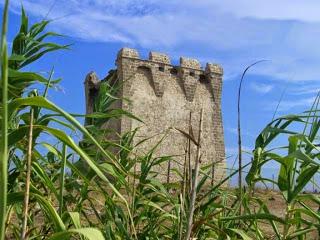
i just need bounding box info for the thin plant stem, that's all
[183,138,188,194]
[44,0,57,20]
[179,140,188,240]
[5,205,13,232]
[185,108,203,240]
[34,66,54,120]
[237,60,268,214]
[59,144,67,217]
[271,86,287,121]
[166,159,171,186]
[130,162,137,237]
[283,203,293,239]
[0,1,9,239]
[211,163,215,186]
[188,111,192,193]
[21,108,34,240]
[43,66,54,98]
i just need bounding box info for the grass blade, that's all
[48,228,105,240]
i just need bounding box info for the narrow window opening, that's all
[137,66,151,71]
[170,67,178,75]
[199,74,209,84]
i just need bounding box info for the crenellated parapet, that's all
[117,47,140,59]
[116,47,223,102]
[149,51,171,64]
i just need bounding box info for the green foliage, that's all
[245,94,320,239]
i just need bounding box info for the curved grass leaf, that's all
[228,228,253,240]
[48,228,105,240]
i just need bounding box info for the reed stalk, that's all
[185,109,203,240]
[188,111,192,193]
[0,1,9,239]
[59,144,67,217]
[166,159,171,186]
[21,108,34,240]
[179,140,189,240]
[237,60,267,214]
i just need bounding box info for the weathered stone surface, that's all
[182,75,198,102]
[149,51,171,64]
[180,57,201,69]
[205,63,223,75]
[151,66,168,97]
[84,71,100,123]
[84,48,226,183]
[117,47,139,59]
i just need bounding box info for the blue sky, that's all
[1,0,320,169]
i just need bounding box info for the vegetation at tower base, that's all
[1,3,320,240]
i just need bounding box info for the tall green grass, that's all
[1,3,320,240]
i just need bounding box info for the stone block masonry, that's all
[84,48,226,183]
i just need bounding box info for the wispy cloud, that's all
[287,84,320,96]
[225,145,252,157]
[250,82,274,94]
[226,127,255,138]
[3,0,320,83]
[266,96,316,112]
[214,0,320,22]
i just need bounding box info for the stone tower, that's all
[84,48,226,182]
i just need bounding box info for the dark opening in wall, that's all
[189,71,195,77]
[137,66,151,72]
[159,66,165,72]
[170,67,178,75]
[89,88,98,98]
[199,74,209,84]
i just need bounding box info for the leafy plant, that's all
[244,94,320,239]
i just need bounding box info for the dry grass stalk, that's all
[166,159,171,186]
[185,108,203,240]
[211,164,215,186]
[179,138,189,240]
[188,111,192,193]
[21,108,34,240]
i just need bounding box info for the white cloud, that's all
[4,0,320,84]
[250,82,274,94]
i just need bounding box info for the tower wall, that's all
[85,48,226,182]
